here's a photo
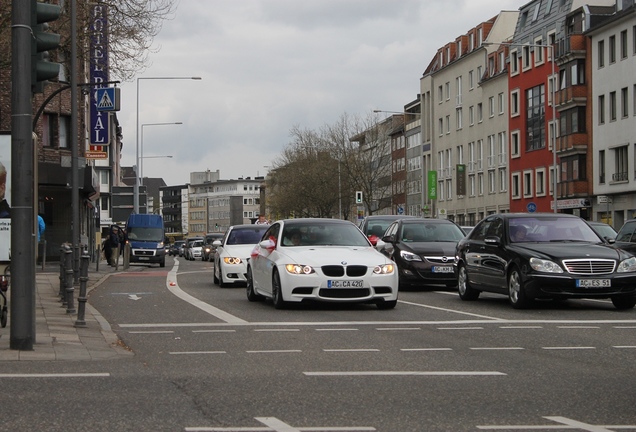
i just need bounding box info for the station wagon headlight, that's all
[400,251,422,262]
[374,264,395,274]
[617,257,636,273]
[285,264,315,274]
[223,257,242,265]
[529,257,563,273]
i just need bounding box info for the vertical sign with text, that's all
[427,170,437,200]
[456,164,466,196]
[89,3,110,147]
[0,133,11,261]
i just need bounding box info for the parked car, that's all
[203,233,224,261]
[213,224,269,287]
[358,214,417,245]
[183,236,204,260]
[613,219,636,255]
[169,240,185,256]
[246,218,398,309]
[455,213,636,310]
[588,221,617,242]
[380,218,465,288]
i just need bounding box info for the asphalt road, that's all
[2,255,635,432]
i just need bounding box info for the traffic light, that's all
[355,191,363,204]
[31,0,62,93]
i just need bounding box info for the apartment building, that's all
[421,12,518,225]
[588,1,636,228]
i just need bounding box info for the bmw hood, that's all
[225,244,260,259]
[278,246,392,266]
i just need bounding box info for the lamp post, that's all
[484,41,558,213]
[140,122,182,185]
[134,76,201,213]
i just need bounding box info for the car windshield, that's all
[509,217,601,243]
[282,222,370,247]
[192,240,204,247]
[592,224,617,240]
[226,226,269,245]
[401,222,465,242]
[127,227,163,241]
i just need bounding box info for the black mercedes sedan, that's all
[380,218,466,288]
[455,213,636,310]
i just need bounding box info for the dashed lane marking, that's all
[477,415,636,430]
[398,299,506,320]
[186,416,376,431]
[0,373,110,378]
[304,371,506,376]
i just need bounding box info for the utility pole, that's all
[10,0,36,350]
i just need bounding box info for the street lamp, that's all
[134,76,201,213]
[484,41,558,213]
[140,122,182,185]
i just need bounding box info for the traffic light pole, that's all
[10,0,36,350]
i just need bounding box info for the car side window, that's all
[471,220,492,241]
[263,223,280,244]
[616,222,636,243]
[487,218,504,239]
[385,222,398,239]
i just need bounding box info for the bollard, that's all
[74,250,90,327]
[64,245,76,314]
[123,243,130,270]
[114,244,120,271]
[59,245,66,299]
[95,246,100,272]
[40,240,47,271]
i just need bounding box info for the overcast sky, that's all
[117,0,526,187]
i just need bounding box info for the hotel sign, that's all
[89,3,110,146]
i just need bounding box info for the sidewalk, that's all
[0,259,134,361]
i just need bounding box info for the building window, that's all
[445,82,450,100]
[510,50,519,75]
[598,94,605,124]
[534,38,544,65]
[488,170,496,194]
[456,108,462,130]
[469,175,475,196]
[526,84,545,151]
[613,146,628,182]
[499,168,507,192]
[498,92,505,114]
[599,150,605,183]
[438,118,443,136]
[469,106,474,125]
[609,35,616,63]
[469,70,474,89]
[511,172,521,199]
[477,103,483,122]
[560,107,586,136]
[438,85,443,102]
[510,89,520,116]
[536,168,546,196]
[511,130,520,157]
[523,170,533,198]
[522,45,531,70]
[598,40,605,68]
[610,91,617,121]
[446,115,451,134]
[621,87,629,118]
[621,30,628,59]
[59,115,70,148]
[488,96,495,118]
[478,172,484,196]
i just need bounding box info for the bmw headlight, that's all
[373,264,395,274]
[400,250,422,262]
[285,264,315,274]
[223,257,242,265]
[529,257,563,273]
[617,257,636,273]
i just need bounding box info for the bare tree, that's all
[0,0,178,82]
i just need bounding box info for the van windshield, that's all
[127,227,163,241]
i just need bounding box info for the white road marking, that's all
[186,417,376,431]
[398,299,505,320]
[375,327,420,331]
[169,351,226,355]
[254,329,300,332]
[128,294,142,300]
[304,371,506,376]
[323,349,380,352]
[542,346,596,350]
[0,373,110,378]
[614,326,636,329]
[438,326,484,330]
[247,350,302,354]
[118,319,636,329]
[478,415,636,430]
[470,347,524,350]
[128,331,174,334]
[166,261,247,324]
[192,329,237,333]
[613,346,636,349]
[315,328,359,331]
[499,326,543,329]
[400,348,452,351]
[557,326,600,329]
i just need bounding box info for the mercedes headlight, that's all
[529,257,563,273]
[617,257,636,273]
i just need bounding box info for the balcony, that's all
[555,34,586,61]
[612,172,628,182]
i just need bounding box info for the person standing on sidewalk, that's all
[108,225,120,266]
